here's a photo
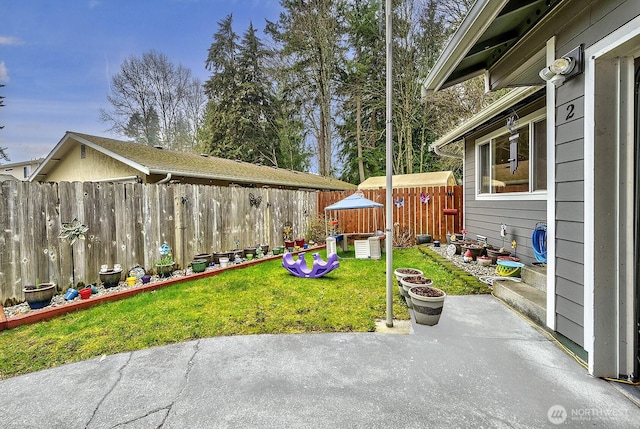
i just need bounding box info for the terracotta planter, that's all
[409,286,446,326]
[23,283,56,309]
[100,269,122,288]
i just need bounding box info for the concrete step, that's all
[521,265,546,292]
[493,279,546,326]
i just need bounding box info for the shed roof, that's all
[32,132,356,191]
[358,172,456,190]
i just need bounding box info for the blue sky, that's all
[0,0,282,163]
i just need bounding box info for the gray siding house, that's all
[424,0,640,380]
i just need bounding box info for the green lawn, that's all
[0,246,489,379]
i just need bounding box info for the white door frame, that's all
[584,15,640,378]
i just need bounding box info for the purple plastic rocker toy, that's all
[282,252,340,278]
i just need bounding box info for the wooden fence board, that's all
[318,186,463,244]
[0,182,323,305]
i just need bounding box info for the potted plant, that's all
[400,275,433,308]
[408,285,446,326]
[155,243,175,278]
[23,281,57,309]
[283,222,294,250]
[191,259,207,273]
[100,268,122,288]
[393,268,423,303]
[58,217,89,289]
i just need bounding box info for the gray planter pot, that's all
[400,277,433,309]
[408,286,446,326]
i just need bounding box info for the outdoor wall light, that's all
[539,45,583,87]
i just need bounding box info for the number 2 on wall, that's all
[566,104,575,121]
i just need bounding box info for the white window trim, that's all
[475,108,547,201]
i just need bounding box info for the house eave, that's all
[430,85,543,150]
[422,0,509,93]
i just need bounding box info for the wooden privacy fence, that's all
[0,181,316,305]
[318,186,463,243]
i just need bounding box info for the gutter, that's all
[431,141,463,159]
[92,175,139,183]
[429,86,543,154]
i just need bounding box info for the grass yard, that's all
[0,246,489,379]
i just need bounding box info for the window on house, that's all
[23,166,30,178]
[81,144,86,159]
[477,111,546,196]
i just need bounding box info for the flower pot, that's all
[284,240,294,251]
[141,274,151,284]
[194,253,212,265]
[23,283,56,309]
[294,238,305,248]
[90,284,99,294]
[477,256,492,267]
[244,247,257,259]
[495,260,524,277]
[260,244,269,255]
[191,259,207,273]
[272,247,283,256]
[78,287,92,300]
[409,286,446,326]
[461,244,483,261]
[155,263,174,278]
[416,234,432,244]
[126,276,137,286]
[64,288,79,300]
[393,268,424,303]
[211,252,229,264]
[100,269,122,288]
[486,248,511,264]
[219,257,229,268]
[400,276,433,308]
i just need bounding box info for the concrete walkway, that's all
[1,295,638,428]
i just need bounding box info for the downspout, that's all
[156,173,172,184]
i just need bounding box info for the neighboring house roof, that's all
[358,171,457,189]
[423,0,561,92]
[31,132,356,191]
[430,86,544,150]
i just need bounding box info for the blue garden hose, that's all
[532,223,547,263]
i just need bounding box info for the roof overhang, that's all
[430,85,544,150]
[30,132,150,181]
[423,0,562,93]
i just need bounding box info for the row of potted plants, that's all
[393,267,446,326]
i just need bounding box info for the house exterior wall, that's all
[1,159,42,181]
[46,143,142,183]
[463,98,546,267]
[547,0,639,349]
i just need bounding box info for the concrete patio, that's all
[1,295,638,428]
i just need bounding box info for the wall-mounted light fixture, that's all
[539,45,583,87]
